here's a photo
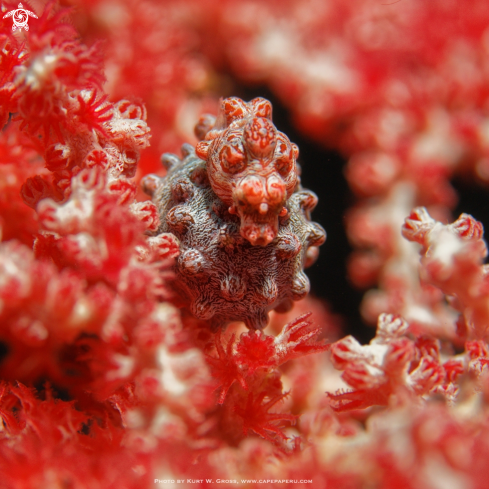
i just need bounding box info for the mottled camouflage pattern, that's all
[144,125,325,329]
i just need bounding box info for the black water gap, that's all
[451,175,489,231]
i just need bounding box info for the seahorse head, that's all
[195,97,299,246]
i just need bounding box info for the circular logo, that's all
[3,3,38,32]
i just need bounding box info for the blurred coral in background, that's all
[2,0,489,488]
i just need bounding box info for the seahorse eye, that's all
[219,139,247,174]
[274,140,293,176]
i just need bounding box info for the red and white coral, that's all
[2,0,489,487]
[402,208,489,340]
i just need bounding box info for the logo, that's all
[3,3,37,31]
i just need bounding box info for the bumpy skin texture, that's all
[195,97,299,246]
[143,98,325,329]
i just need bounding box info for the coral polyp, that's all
[143,97,325,329]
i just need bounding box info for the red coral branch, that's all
[274,312,330,364]
[234,391,298,445]
[206,330,247,404]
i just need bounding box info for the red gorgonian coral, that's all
[2,1,489,488]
